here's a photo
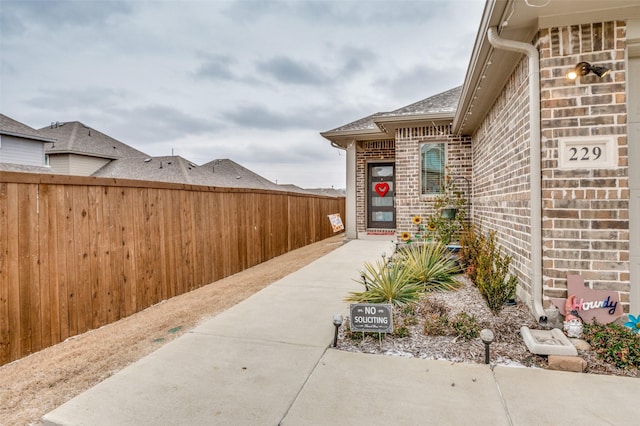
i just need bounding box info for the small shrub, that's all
[583,321,640,369]
[459,224,483,281]
[473,231,517,314]
[421,298,448,317]
[346,259,422,306]
[450,312,480,340]
[393,325,410,338]
[401,304,417,316]
[423,313,450,336]
[404,315,418,326]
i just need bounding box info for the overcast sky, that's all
[1,0,484,188]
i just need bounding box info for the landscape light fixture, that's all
[566,61,610,80]
[332,313,343,347]
[480,329,494,364]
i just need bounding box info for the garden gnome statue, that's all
[563,295,583,338]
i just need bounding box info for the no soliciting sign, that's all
[349,303,393,333]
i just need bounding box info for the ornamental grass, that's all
[398,242,462,292]
[345,259,422,306]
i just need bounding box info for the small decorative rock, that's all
[569,338,591,351]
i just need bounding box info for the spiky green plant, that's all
[399,242,461,291]
[346,259,422,306]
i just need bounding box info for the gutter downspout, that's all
[487,27,547,323]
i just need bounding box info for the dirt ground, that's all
[0,235,346,426]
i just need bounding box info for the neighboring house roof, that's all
[276,184,311,194]
[93,157,282,190]
[199,159,281,190]
[304,188,346,197]
[39,121,148,159]
[0,114,56,143]
[321,86,461,146]
[0,162,54,173]
[92,156,205,184]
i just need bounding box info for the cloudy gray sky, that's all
[1,0,484,188]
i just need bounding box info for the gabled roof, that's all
[321,86,461,147]
[0,114,56,143]
[93,157,282,190]
[199,159,281,190]
[304,188,346,197]
[39,121,148,159]
[380,86,461,117]
[92,156,204,184]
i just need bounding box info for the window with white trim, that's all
[420,142,445,195]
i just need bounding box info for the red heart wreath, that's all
[375,182,389,197]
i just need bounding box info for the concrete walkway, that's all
[42,240,639,425]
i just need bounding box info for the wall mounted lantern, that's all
[566,62,610,80]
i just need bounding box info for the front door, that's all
[367,163,395,229]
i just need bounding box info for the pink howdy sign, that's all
[550,275,623,324]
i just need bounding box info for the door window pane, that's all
[421,143,445,195]
[372,211,394,222]
[371,166,393,177]
[372,197,394,207]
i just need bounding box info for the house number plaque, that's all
[558,136,616,169]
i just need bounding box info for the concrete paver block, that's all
[494,365,640,426]
[548,355,587,372]
[281,350,510,426]
[42,334,325,426]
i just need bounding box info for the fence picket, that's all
[0,172,344,365]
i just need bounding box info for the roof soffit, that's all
[454,0,640,136]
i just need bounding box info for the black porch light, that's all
[566,61,610,80]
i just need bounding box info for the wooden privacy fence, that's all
[0,172,345,366]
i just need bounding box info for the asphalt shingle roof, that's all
[93,157,283,190]
[325,86,462,133]
[39,121,148,159]
[0,114,56,142]
[380,86,462,117]
[199,159,283,190]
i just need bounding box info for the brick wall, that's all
[473,20,630,312]
[394,126,472,236]
[539,21,630,310]
[473,57,534,296]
